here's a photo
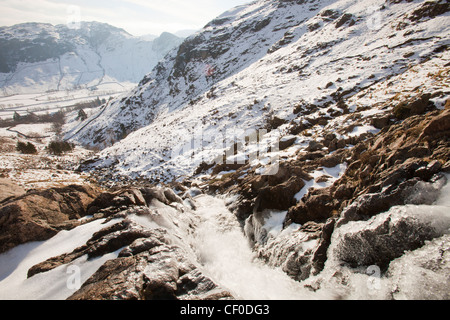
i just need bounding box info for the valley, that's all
[0,0,449,302]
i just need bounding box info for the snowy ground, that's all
[0,82,136,120]
[0,121,95,190]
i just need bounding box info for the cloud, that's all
[0,0,251,35]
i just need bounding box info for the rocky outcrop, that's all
[215,106,450,283]
[387,234,450,300]
[28,213,233,300]
[331,205,448,270]
[18,183,234,301]
[0,179,25,203]
[68,234,233,300]
[0,184,100,253]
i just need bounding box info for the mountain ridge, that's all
[0,21,184,95]
[70,0,449,183]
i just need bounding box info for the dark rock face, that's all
[0,184,100,254]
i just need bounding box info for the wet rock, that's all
[64,223,232,300]
[254,221,324,281]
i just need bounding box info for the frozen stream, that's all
[0,177,449,300]
[191,195,329,300]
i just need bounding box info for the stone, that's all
[419,109,450,140]
[286,188,337,225]
[255,177,305,212]
[0,179,25,203]
[279,136,297,150]
[0,184,100,253]
[330,206,448,270]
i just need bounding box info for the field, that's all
[0,82,135,120]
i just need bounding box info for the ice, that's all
[0,218,121,300]
[191,195,329,300]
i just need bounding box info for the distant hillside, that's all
[0,22,184,95]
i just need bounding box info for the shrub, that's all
[16,141,38,154]
[48,141,74,155]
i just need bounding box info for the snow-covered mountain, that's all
[0,22,184,95]
[70,0,449,182]
[1,0,450,301]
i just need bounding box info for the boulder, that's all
[62,218,233,300]
[255,177,305,212]
[330,203,450,270]
[286,188,337,225]
[0,184,100,253]
[0,179,25,203]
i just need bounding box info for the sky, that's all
[0,0,252,36]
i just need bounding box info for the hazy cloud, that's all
[0,0,251,36]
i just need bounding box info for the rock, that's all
[0,184,100,254]
[64,221,233,300]
[163,188,184,205]
[370,114,392,129]
[393,93,435,120]
[311,218,336,276]
[419,109,450,140]
[306,140,325,152]
[253,221,324,281]
[0,179,25,203]
[27,219,155,278]
[279,136,297,150]
[387,235,450,300]
[330,204,450,270]
[286,188,337,225]
[337,175,447,228]
[255,177,305,212]
[335,13,355,28]
[297,150,326,162]
[87,188,149,216]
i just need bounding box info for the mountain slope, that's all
[0,22,183,95]
[71,0,449,183]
